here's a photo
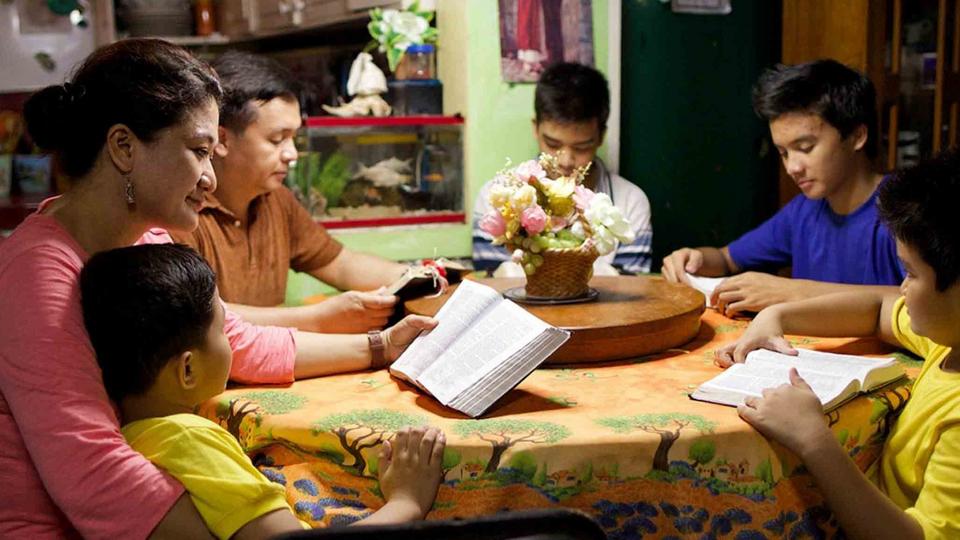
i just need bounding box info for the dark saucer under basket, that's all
[503,286,599,305]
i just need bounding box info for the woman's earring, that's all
[125,175,136,206]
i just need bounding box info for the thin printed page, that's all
[744,348,898,390]
[417,300,551,405]
[685,273,725,308]
[391,280,502,383]
[698,362,856,408]
[449,328,569,417]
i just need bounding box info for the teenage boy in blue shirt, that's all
[662,60,902,315]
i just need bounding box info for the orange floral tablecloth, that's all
[197,310,921,538]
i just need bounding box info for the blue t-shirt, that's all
[727,188,904,285]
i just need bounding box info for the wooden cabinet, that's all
[218,0,400,39]
[782,0,960,203]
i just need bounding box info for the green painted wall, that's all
[620,0,781,270]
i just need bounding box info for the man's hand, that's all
[306,290,397,333]
[714,307,796,367]
[382,315,438,362]
[737,368,834,458]
[661,248,704,283]
[712,272,801,316]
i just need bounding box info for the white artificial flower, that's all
[489,184,513,210]
[390,11,428,44]
[592,225,617,255]
[569,221,586,239]
[509,184,537,211]
[583,193,635,253]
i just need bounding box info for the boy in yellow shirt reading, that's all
[716,150,960,539]
[79,244,446,539]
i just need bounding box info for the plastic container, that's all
[396,44,436,80]
[387,79,443,116]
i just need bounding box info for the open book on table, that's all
[691,348,906,411]
[390,279,570,417]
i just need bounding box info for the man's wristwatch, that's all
[368,330,387,369]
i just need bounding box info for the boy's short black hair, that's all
[535,62,610,132]
[212,51,301,133]
[753,59,878,158]
[878,150,960,291]
[80,244,219,402]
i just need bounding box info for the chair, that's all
[276,508,606,540]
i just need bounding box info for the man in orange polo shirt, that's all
[172,52,408,333]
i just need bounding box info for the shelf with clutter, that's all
[289,114,464,230]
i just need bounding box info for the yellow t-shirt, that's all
[122,414,308,539]
[880,297,960,540]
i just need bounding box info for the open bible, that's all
[390,280,570,417]
[691,348,906,411]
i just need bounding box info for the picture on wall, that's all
[499,0,595,83]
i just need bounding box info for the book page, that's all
[685,274,725,308]
[449,328,568,417]
[744,348,899,390]
[390,280,502,383]
[417,300,551,405]
[698,362,856,408]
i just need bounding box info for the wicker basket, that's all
[522,245,599,299]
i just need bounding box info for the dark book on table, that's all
[691,348,906,412]
[386,259,469,325]
[390,280,569,417]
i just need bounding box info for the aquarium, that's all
[289,116,464,229]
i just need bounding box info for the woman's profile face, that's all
[132,98,219,233]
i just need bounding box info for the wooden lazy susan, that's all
[404,276,705,365]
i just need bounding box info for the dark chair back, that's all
[275,508,606,539]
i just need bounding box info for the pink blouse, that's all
[0,210,296,539]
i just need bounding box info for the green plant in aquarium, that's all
[315,152,351,209]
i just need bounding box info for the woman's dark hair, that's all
[80,243,218,402]
[24,39,222,178]
[212,51,301,133]
[753,59,878,158]
[535,62,610,132]
[878,150,960,291]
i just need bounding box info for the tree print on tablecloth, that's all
[597,413,716,472]
[311,409,426,478]
[453,419,571,474]
[215,390,308,441]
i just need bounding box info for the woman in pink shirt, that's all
[0,39,439,539]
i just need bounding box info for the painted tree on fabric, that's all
[597,413,716,472]
[215,391,308,440]
[688,439,716,468]
[869,385,912,442]
[312,409,426,478]
[453,419,571,473]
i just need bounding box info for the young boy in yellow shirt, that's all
[79,244,446,539]
[716,150,960,539]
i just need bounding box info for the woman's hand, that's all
[714,307,797,367]
[737,368,834,457]
[382,315,438,362]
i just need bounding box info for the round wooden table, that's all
[404,276,706,364]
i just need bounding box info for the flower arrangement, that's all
[367,1,438,72]
[479,153,635,276]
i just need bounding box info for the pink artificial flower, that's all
[549,215,568,232]
[520,205,548,235]
[479,210,506,237]
[573,184,596,211]
[515,160,547,184]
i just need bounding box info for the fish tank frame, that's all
[290,115,465,229]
